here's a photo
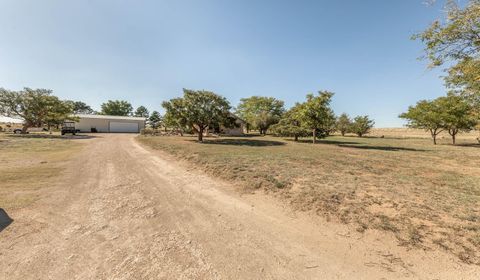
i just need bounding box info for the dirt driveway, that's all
[0,134,478,279]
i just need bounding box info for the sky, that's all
[0,0,452,127]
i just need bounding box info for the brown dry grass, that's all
[137,132,480,264]
[0,133,82,210]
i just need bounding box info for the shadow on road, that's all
[0,208,13,233]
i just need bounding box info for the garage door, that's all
[109,122,139,133]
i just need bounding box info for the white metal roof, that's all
[75,114,146,121]
[0,116,24,123]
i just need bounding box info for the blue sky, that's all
[0,0,450,127]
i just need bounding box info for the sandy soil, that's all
[0,134,478,279]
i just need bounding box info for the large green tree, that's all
[400,99,445,144]
[162,89,231,141]
[236,96,285,135]
[414,0,480,110]
[134,105,149,118]
[100,100,133,116]
[0,87,74,133]
[350,115,375,137]
[298,91,336,144]
[270,103,310,141]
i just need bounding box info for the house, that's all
[75,114,146,133]
[205,114,246,136]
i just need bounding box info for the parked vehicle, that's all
[61,122,76,135]
[13,127,48,134]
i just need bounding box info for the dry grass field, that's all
[0,133,82,210]
[368,127,480,141]
[138,130,480,264]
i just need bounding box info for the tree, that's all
[45,99,76,132]
[400,99,445,144]
[148,111,162,129]
[162,89,231,141]
[414,0,480,108]
[0,87,74,133]
[350,115,374,137]
[298,91,336,144]
[336,113,351,136]
[236,96,285,135]
[162,97,189,136]
[437,94,478,144]
[67,101,94,114]
[134,106,149,118]
[270,103,310,141]
[100,100,133,116]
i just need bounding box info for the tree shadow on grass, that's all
[7,134,99,140]
[192,138,286,146]
[456,143,480,148]
[0,208,13,233]
[288,139,361,145]
[286,138,425,152]
[337,144,426,152]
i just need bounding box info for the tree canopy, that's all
[414,0,480,109]
[67,101,94,114]
[0,87,74,133]
[336,113,352,136]
[270,103,310,141]
[148,111,162,129]
[400,99,445,144]
[437,94,477,144]
[162,89,231,141]
[236,96,285,135]
[297,91,336,143]
[400,94,477,144]
[134,106,150,118]
[350,115,375,137]
[100,100,133,116]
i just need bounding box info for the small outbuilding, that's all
[75,114,146,133]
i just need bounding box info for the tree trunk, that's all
[433,134,437,145]
[198,127,204,142]
[449,129,457,145]
[21,124,29,134]
[294,135,298,142]
[341,130,345,136]
[312,128,316,144]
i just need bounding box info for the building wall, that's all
[75,118,145,133]
[222,122,245,136]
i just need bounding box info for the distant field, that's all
[138,133,480,264]
[0,133,82,210]
[368,127,479,140]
